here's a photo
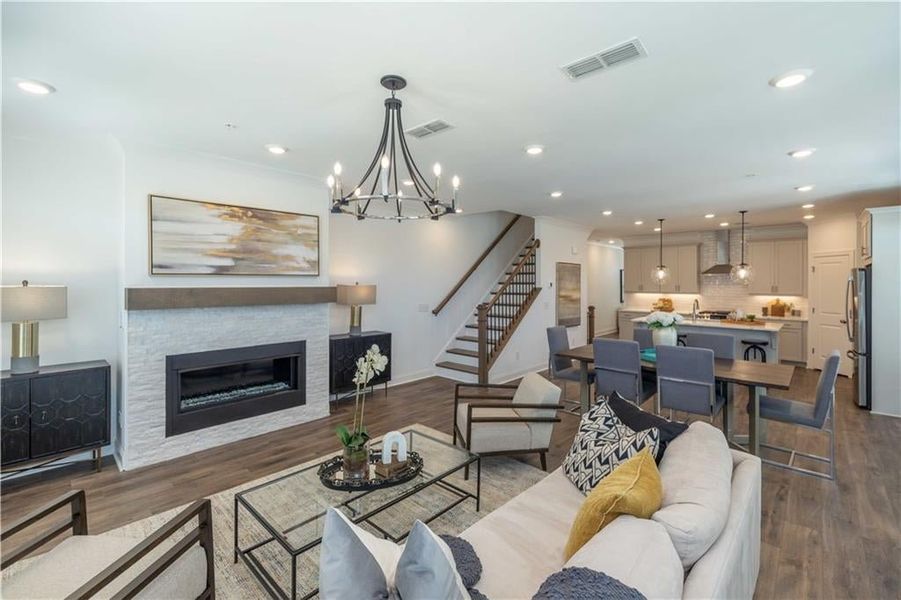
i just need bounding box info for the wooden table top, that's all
[557,344,795,390]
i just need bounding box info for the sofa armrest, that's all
[1,489,87,569]
[67,499,215,600]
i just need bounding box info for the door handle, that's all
[844,277,854,342]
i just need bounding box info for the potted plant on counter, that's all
[336,344,389,479]
[646,311,685,347]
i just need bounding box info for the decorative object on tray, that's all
[375,430,409,477]
[767,298,788,317]
[335,344,389,479]
[651,297,674,312]
[149,194,319,275]
[318,449,424,491]
[645,311,684,347]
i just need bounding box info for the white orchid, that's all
[339,344,390,449]
[646,311,683,330]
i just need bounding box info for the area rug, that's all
[8,425,548,599]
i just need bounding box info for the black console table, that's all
[329,331,392,402]
[1,360,111,473]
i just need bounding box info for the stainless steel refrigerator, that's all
[846,267,871,408]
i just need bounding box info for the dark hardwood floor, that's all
[1,368,898,599]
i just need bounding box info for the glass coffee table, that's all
[234,429,480,599]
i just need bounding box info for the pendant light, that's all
[730,210,753,284]
[652,218,670,286]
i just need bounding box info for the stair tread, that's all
[473,312,515,317]
[456,335,479,343]
[492,290,531,295]
[446,347,479,358]
[435,361,479,374]
[465,323,506,331]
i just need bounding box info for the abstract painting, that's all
[556,262,581,327]
[149,195,319,275]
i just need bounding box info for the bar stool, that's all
[677,334,687,347]
[742,339,768,362]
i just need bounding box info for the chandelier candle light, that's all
[653,218,670,287]
[328,75,460,221]
[731,210,754,284]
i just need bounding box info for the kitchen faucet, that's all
[692,299,700,321]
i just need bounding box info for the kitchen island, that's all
[632,316,784,363]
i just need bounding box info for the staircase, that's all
[436,238,541,383]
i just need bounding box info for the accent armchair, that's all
[453,373,564,477]
[0,490,215,599]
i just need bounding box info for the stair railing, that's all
[433,215,521,315]
[476,239,541,383]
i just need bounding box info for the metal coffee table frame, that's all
[233,430,481,600]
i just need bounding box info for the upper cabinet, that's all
[623,245,698,294]
[858,210,872,265]
[746,239,807,296]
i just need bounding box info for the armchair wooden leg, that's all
[539,451,547,471]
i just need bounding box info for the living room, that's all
[2,2,899,599]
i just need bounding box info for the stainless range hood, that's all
[702,229,733,275]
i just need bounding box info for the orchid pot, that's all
[646,311,685,347]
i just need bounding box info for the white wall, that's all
[868,206,901,417]
[586,242,623,335]
[329,212,533,384]
[2,134,123,460]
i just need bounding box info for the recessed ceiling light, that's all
[769,69,813,89]
[788,148,816,159]
[15,78,56,95]
[634,220,644,225]
[720,222,730,227]
[653,227,661,232]
[525,145,544,156]
[795,185,814,192]
[608,240,616,244]
[402,180,414,186]
[455,208,463,213]
[602,210,612,216]
[265,144,288,155]
[224,122,238,130]
[704,214,715,219]
[550,191,563,198]
[802,203,815,209]
[803,214,815,220]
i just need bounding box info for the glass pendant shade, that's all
[652,265,671,285]
[731,262,754,284]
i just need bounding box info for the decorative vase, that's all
[653,327,678,347]
[342,444,370,480]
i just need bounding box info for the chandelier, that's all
[327,75,460,221]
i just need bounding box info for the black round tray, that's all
[317,450,423,491]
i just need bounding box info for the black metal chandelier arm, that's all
[344,105,391,202]
[395,107,434,197]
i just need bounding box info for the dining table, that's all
[555,343,796,456]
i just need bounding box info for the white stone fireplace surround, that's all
[118,301,329,470]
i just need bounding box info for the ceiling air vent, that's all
[561,38,648,80]
[405,119,453,139]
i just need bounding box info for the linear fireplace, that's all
[165,341,306,436]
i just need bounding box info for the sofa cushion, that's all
[563,447,662,560]
[564,515,684,599]
[652,421,733,568]
[562,399,660,494]
[395,521,470,600]
[1,534,207,600]
[607,391,688,462]
[455,404,533,453]
[459,468,584,599]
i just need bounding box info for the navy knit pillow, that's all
[533,567,646,600]
[607,391,688,462]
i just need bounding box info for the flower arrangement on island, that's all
[336,344,389,478]
[645,311,685,329]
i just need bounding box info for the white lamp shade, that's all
[1,284,67,322]
[336,284,377,306]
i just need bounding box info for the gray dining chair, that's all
[547,326,593,414]
[593,338,656,406]
[633,328,653,350]
[685,331,734,400]
[656,345,726,429]
[754,350,840,480]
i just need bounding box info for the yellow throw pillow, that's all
[563,446,663,560]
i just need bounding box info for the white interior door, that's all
[810,251,854,376]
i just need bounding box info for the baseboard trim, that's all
[493,362,548,385]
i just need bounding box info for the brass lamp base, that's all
[10,321,40,375]
[349,305,363,336]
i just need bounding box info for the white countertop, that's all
[759,315,807,322]
[620,308,806,323]
[631,316,784,333]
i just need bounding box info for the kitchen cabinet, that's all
[623,247,661,293]
[858,210,872,265]
[624,245,698,294]
[746,239,806,296]
[769,320,806,362]
[617,310,648,340]
[675,245,700,293]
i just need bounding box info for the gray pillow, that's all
[532,567,646,600]
[395,521,469,600]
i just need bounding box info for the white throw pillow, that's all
[565,515,684,599]
[395,521,470,600]
[651,421,734,568]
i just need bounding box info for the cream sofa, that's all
[460,422,762,599]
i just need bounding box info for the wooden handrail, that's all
[433,215,522,315]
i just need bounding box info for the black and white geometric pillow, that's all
[562,399,660,494]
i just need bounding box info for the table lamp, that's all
[336,283,376,336]
[1,280,67,374]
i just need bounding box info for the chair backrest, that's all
[593,338,642,401]
[656,345,716,415]
[813,351,841,426]
[547,326,573,375]
[633,328,653,350]
[512,373,562,419]
[685,332,735,359]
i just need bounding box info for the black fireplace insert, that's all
[165,341,305,436]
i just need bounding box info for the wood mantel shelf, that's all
[125,286,337,310]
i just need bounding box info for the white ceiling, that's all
[4,2,899,235]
